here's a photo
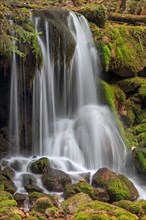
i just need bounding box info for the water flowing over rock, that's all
[8,8,129,196]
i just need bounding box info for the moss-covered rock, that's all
[0,190,14,202]
[1,166,15,180]
[79,4,108,28]
[118,77,146,93]
[91,23,146,76]
[0,199,17,208]
[24,184,43,193]
[14,193,27,206]
[132,148,146,175]
[92,168,139,202]
[0,174,16,194]
[73,200,138,220]
[63,181,109,202]
[99,79,116,113]
[29,157,49,174]
[32,197,54,213]
[62,192,92,214]
[42,167,71,192]
[113,199,146,219]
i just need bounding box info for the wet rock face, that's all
[92,167,139,202]
[33,8,76,66]
[42,167,71,192]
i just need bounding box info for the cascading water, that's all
[7,10,146,201]
[9,44,20,155]
[32,12,127,174]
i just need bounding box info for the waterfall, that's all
[32,11,127,175]
[7,9,146,200]
[9,48,20,155]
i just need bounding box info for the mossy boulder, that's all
[72,200,138,220]
[113,199,146,219]
[0,190,14,202]
[113,199,146,218]
[118,77,146,93]
[0,174,16,194]
[29,157,49,174]
[132,148,146,175]
[80,4,108,28]
[62,192,92,214]
[63,181,109,202]
[14,193,27,206]
[92,23,146,76]
[1,166,15,180]
[29,191,51,203]
[92,168,139,202]
[24,184,43,193]
[0,199,17,208]
[32,197,54,213]
[42,167,71,192]
[45,206,59,218]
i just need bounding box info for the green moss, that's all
[62,193,92,214]
[133,148,146,174]
[64,182,101,200]
[118,77,145,93]
[110,85,126,108]
[99,79,116,113]
[45,207,59,217]
[75,200,138,220]
[32,197,54,213]
[0,200,17,208]
[107,178,130,201]
[93,23,146,75]
[138,84,146,99]
[29,191,51,202]
[29,157,49,174]
[101,44,112,71]
[80,4,108,28]
[0,190,13,202]
[125,128,138,148]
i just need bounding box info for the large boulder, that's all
[92,168,139,202]
[42,167,71,192]
[63,181,109,202]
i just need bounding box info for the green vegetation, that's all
[91,23,146,75]
[63,181,102,200]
